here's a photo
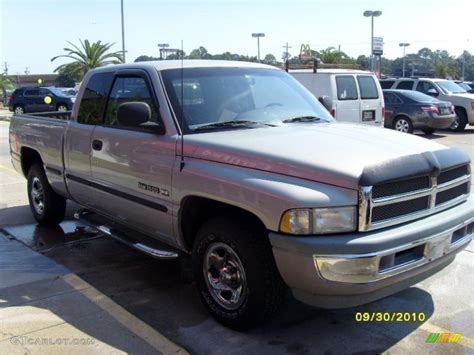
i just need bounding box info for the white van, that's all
[291,69,384,126]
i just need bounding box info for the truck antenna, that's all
[179,40,185,172]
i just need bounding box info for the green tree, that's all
[263,54,277,65]
[134,55,160,62]
[51,39,123,80]
[0,74,15,104]
[318,47,355,64]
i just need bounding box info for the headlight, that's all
[280,207,357,235]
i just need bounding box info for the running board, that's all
[74,209,179,260]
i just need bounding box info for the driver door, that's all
[88,70,177,243]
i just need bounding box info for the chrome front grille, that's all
[359,165,471,231]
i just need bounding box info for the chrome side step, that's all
[74,209,179,260]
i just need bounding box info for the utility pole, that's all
[282,42,292,61]
[363,10,382,72]
[3,62,8,75]
[120,0,126,62]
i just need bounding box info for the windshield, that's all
[161,67,333,133]
[49,88,74,96]
[436,81,467,94]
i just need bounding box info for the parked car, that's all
[383,89,455,134]
[380,78,474,131]
[9,61,473,329]
[291,69,384,126]
[9,86,76,114]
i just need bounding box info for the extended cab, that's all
[9,61,473,329]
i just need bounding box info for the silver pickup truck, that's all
[9,61,473,329]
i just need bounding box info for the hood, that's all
[182,122,466,190]
[443,92,474,100]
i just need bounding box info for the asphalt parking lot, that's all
[0,120,473,354]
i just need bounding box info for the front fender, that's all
[172,158,358,232]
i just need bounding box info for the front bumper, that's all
[269,195,474,308]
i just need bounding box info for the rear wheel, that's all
[192,218,285,330]
[27,164,66,226]
[422,128,436,135]
[393,116,413,134]
[450,108,467,132]
[14,105,25,115]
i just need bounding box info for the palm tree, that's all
[51,39,123,79]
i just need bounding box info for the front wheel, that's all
[27,164,66,226]
[450,108,467,132]
[192,218,285,330]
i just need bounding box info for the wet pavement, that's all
[1,121,473,354]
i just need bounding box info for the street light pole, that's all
[121,0,126,63]
[399,43,410,78]
[363,10,382,72]
[251,33,265,62]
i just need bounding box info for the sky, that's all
[0,0,472,75]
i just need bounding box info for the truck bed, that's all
[9,111,71,197]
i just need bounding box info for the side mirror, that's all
[426,89,438,97]
[117,102,165,134]
[318,96,332,111]
[117,102,151,126]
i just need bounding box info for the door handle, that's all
[92,140,103,151]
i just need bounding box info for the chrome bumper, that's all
[314,218,473,283]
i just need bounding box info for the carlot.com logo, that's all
[426,333,461,343]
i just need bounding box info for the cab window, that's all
[77,72,114,125]
[104,76,159,127]
[336,76,358,100]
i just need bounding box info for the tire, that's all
[422,128,436,135]
[450,108,467,132]
[27,164,66,226]
[57,104,68,112]
[393,116,413,134]
[192,217,285,330]
[14,105,25,115]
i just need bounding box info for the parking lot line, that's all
[420,321,474,349]
[63,273,189,355]
[0,163,17,174]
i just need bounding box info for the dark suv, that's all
[9,87,75,114]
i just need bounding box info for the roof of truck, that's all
[95,60,279,72]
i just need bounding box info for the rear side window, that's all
[357,76,379,99]
[104,76,159,126]
[336,76,358,100]
[380,80,394,89]
[77,72,114,124]
[395,81,414,90]
[383,92,402,104]
[24,89,39,97]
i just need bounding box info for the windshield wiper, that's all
[194,120,274,132]
[282,116,322,123]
